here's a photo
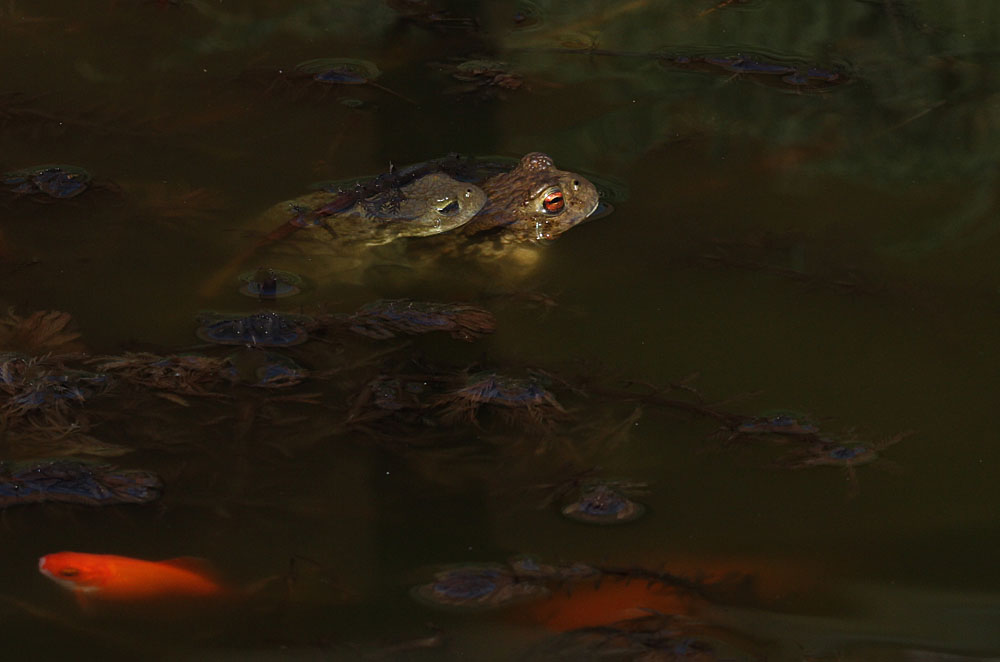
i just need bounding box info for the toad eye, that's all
[59,567,80,577]
[542,189,564,214]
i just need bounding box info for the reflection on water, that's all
[3,0,1000,659]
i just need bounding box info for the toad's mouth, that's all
[582,199,613,222]
[534,198,610,241]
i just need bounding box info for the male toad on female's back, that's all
[260,171,487,248]
[259,152,597,248]
[251,153,600,281]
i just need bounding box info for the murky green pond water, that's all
[3,1,1000,659]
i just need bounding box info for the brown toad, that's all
[225,154,600,291]
[461,152,600,243]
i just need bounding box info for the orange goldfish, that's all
[39,551,227,606]
[515,555,820,632]
[518,580,688,632]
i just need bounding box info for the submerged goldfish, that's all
[39,551,226,606]
[515,555,820,632]
[519,580,688,632]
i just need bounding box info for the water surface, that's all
[3,1,1000,660]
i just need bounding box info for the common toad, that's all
[461,152,600,242]
[259,171,486,249]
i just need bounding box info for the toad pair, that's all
[255,152,600,254]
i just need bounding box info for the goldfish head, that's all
[39,552,111,594]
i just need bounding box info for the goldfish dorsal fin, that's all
[160,557,218,577]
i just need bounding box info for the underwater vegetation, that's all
[0,459,161,508]
[93,352,227,396]
[195,312,311,348]
[411,563,550,611]
[775,431,912,496]
[334,299,497,342]
[0,353,107,419]
[221,350,307,389]
[559,481,647,525]
[0,309,85,355]
[3,165,92,200]
[436,370,568,426]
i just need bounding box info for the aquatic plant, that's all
[532,610,723,661]
[436,370,567,426]
[725,411,821,442]
[338,299,497,341]
[411,563,549,610]
[343,360,464,446]
[0,354,108,419]
[0,309,84,354]
[560,482,647,525]
[291,58,413,104]
[4,431,132,460]
[776,431,912,496]
[435,59,529,101]
[295,57,380,83]
[349,374,431,415]
[3,165,92,200]
[196,312,310,347]
[529,467,649,516]
[93,352,226,396]
[0,459,161,507]
[221,350,307,388]
[506,556,599,583]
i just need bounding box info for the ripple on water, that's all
[196,312,310,347]
[238,267,303,299]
